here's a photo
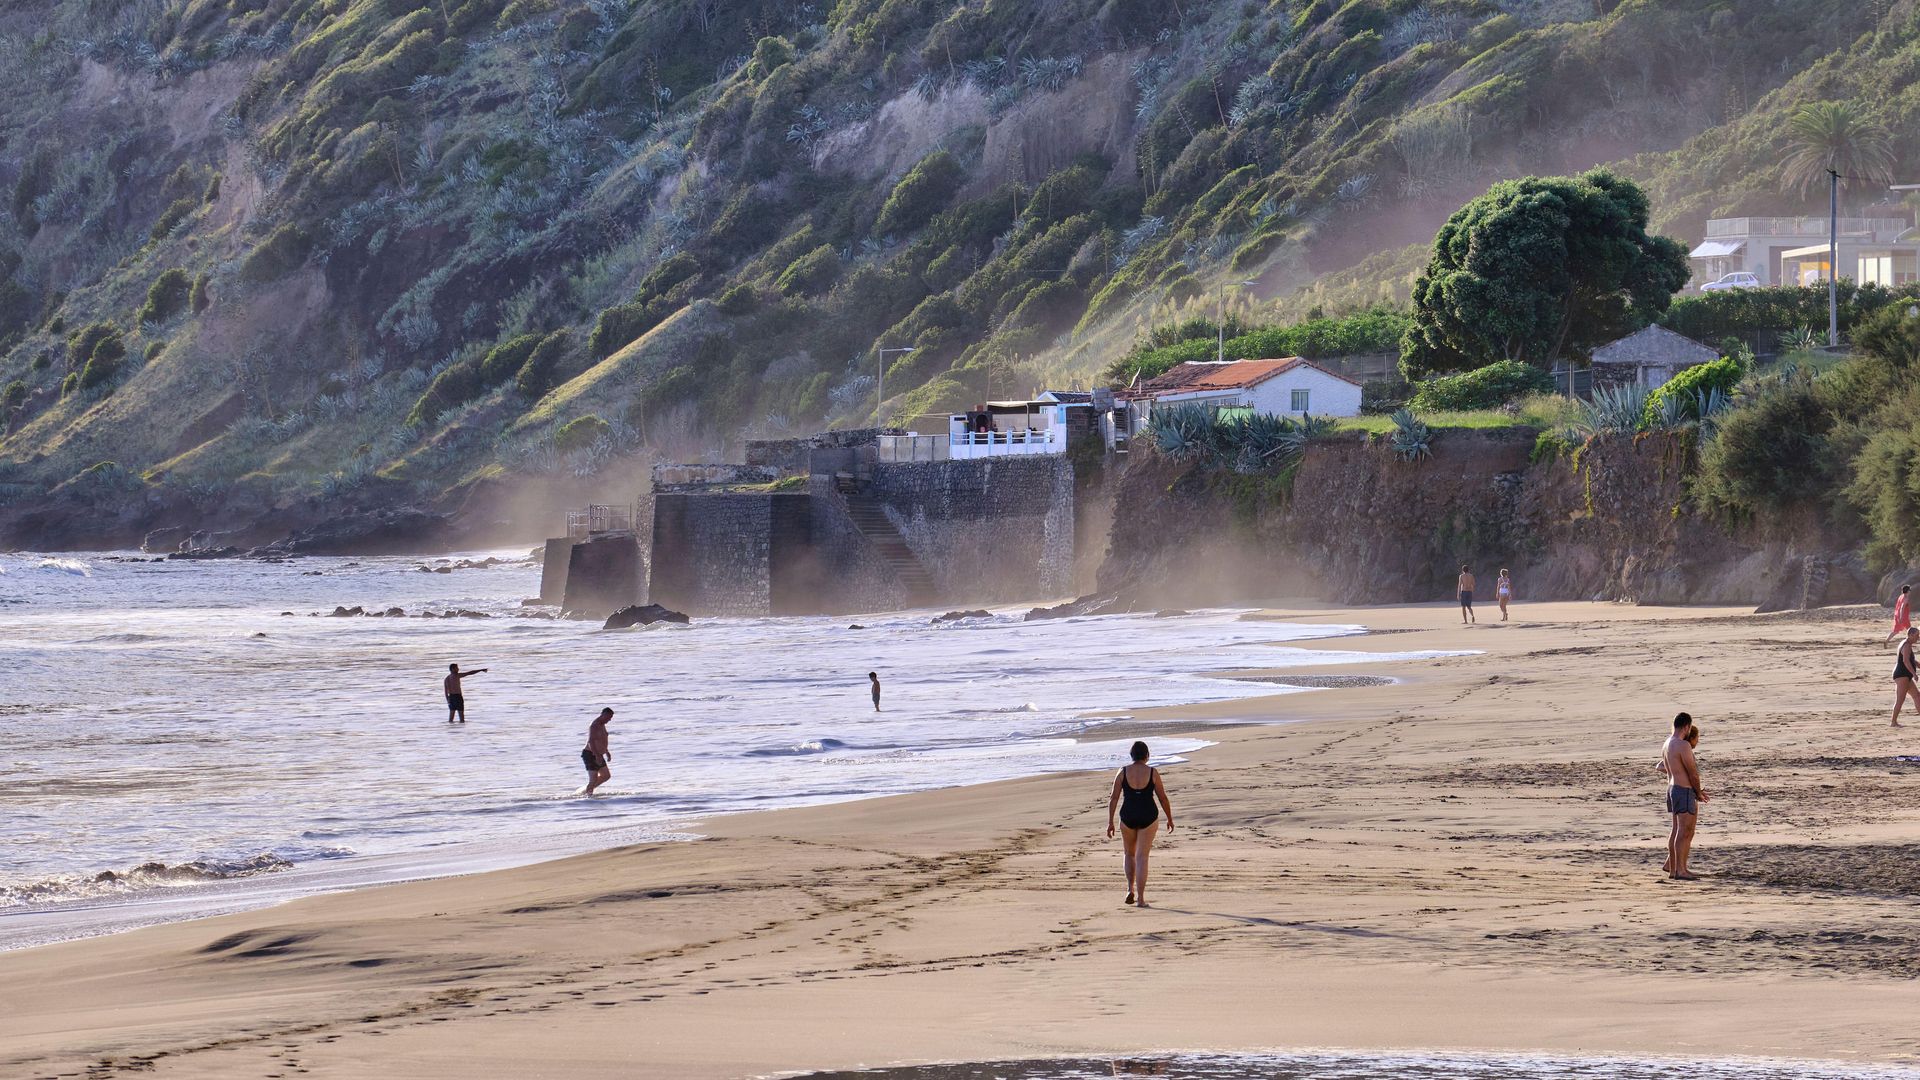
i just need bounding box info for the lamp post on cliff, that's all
[876,347,914,425]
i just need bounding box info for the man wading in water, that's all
[444,663,488,723]
[581,708,614,795]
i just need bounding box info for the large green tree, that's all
[1401,170,1691,378]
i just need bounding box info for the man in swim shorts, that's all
[869,671,882,712]
[443,663,488,723]
[581,707,614,795]
[1662,712,1708,881]
[1457,564,1475,624]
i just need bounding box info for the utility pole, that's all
[1829,168,1840,348]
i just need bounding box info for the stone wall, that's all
[561,532,643,616]
[1097,430,1872,610]
[649,493,774,615]
[866,456,1076,603]
[745,429,884,472]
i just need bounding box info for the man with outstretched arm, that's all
[444,663,488,723]
[1661,712,1709,881]
[581,708,614,796]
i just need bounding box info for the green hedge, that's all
[1661,283,1920,341]
[1409,360,1551,411]
[1108,308,1410,383]
[1642,355,1742,427]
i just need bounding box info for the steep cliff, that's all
[1098,430,1874,610]
[0,0,1909,548]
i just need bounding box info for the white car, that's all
[1700,272,1760,292]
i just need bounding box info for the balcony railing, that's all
[566,504,635,539]
[877,428,1063,462]
[1705,216,1907,239]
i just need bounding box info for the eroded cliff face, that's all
[1097,430,1871,610]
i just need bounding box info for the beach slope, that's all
[7,602,1920,1078]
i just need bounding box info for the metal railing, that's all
[566,504,635,539]
[877,428,1063,462]
[1705,216,1906,239]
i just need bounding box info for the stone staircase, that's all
[837,487,936,605]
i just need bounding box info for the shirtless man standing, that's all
[1662,712,1709,881]
[443,663,487,723]
[1457,564,1476,624]
[581,708,614,795]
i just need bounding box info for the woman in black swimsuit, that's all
[1106,740,1174,907]
[1894,627,1919,728]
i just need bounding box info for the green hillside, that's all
[0,0,1909,543]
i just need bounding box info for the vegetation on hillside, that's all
[0,0,1914,537]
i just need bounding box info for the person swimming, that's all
[1106,740,1174,908]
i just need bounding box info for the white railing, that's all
[1706,216,1906,239]
[877,428,1064,462]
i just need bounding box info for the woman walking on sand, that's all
[1496,568,1513,621]
[1888,585,1912,648]
[1106,741,1174,908]
[1894,628,1920,728]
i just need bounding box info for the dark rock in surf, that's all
[1023,595,1123,621]
[932,609,991,623]
[603,604,691,629]
[327,605,364,617]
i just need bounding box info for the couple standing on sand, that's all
[1890,587,1920,729]
[1456,565,1513,624]
[1660,712,1709,881]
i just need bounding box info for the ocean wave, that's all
[0,847,350,908]
[72,632,165,645]
[745,737,849,757]
[32,557,92,576]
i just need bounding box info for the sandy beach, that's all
[7,601,1920,1078]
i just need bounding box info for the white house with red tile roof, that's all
[1125,357,1363,418]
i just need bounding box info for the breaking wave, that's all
[0,848,351,908]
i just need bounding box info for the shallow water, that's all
[0,551,1462,945]
[788,1052,1920,1079]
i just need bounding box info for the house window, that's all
[1290,388,1310,412]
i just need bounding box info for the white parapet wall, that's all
[877,428,1063,462]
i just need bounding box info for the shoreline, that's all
[8,601,1920,1078]
[0,605,1389,952]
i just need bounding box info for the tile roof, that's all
[1129,357,1360,396]
[1590,325,1719,367]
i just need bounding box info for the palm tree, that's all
[1781,100,1897,203]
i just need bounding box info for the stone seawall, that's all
[648,491,910,616]
[867,456,1076,603]
[650,493,777,615]
[1099,430,1871,610]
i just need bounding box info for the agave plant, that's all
[1780,325,1823,353]
[1227,412,1306,473]
[1389,408,1431,461]
[1577,383,1651,435]
[1296,413,1334,439]
[1148,403,1220,460]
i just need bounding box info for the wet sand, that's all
[7,601,1920,1078]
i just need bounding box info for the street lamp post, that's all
[1828,168,1839,348]
[876,347,915,423]
[1216,279,1259,363]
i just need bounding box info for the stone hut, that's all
[1590,325,1720,390]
